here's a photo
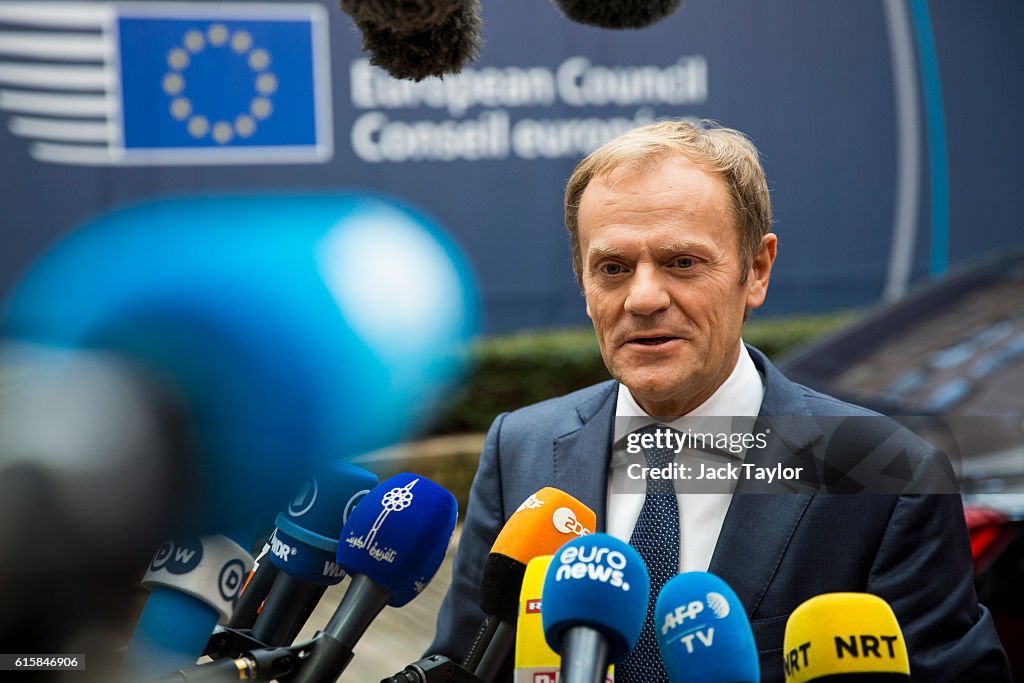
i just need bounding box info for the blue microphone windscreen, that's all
[335,472,457,606]
[655,572,759,683]
[122,587,220,677]
[542,533,650,662]
[2,195,479,533]
[270,462,379,584]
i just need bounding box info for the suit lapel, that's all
[707,436,815,616]
[552,382,618,532]
[708,346,822,617]
[550,349,824,617]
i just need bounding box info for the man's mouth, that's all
[627,336,679,346]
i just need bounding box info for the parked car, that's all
[778,246,1024,674]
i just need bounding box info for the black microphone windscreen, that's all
[354,0,482,81]
[551,0,684,29]
[478,553,527,622]
[340,0,463,35]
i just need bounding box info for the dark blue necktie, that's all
[618,424,680,683]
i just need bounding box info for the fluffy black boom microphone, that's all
[551,0,684,29]
[340,0,462,34]
[341,0,482,81]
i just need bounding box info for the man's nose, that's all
[624,265,670,315]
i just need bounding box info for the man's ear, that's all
[745,233,777,310]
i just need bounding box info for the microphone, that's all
[1,194,477,677]
[515,555,558,682]
[654,572,759,682]
[123,533,255,678]
[290,473,458,683]
[339,0,482,81]
[224,540,278,632]
[340,0,462,34]
[227,460,373,638]
[0,343,186,655]
[542,533,650,683]
[249,463,379,647]
[481,488,596,623]
[2,192,476,677]
[464,488,597,681]
[514,555,614,683]
[380,655,486,683]
[783,593,910,682]
[549,0,685,29]
[2,195,478,535]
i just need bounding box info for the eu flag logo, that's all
[0,2,332,166]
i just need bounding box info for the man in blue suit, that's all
[430,121,1009,681]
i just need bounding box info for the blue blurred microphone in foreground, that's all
[655,572,759,682]
[542,534,650,683]
[292,472,458,682]
[2,195,476,530]
[0,195,478,673]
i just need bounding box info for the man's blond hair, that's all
[564,120,772,287]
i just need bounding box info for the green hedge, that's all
[432,312,853,434]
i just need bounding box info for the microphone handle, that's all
[380,655,487,683]
[227,558,280,629]
[462,614,500,671]
[471,619,514,682]
[251,573,328,645]
[287,574,392,683]
[323,573,392,645]
[560,627,610,683]
[145,645,302,682]
[145,658,250,682]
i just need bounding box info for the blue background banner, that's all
[1,0,1022,333]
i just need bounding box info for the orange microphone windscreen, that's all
[490,488,596,562]
[479,488,596,621]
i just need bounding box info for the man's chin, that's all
[616,377,687,408]
[613,354,693,385]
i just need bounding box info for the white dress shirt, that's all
[605,342,765,573]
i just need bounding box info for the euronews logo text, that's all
[554,545,631,591]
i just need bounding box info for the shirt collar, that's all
[612,341,765,444]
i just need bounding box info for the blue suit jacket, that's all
[430,346,1010,681]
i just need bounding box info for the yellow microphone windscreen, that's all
[514,555,614,683]
[783,593,909,683]
[515,555,559,681]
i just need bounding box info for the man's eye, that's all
[601,263,625,275]
[675,257,695,269]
